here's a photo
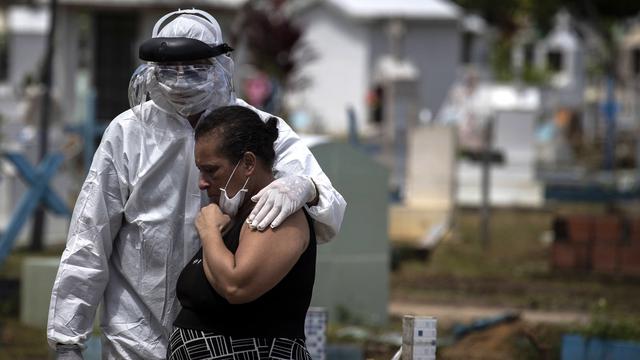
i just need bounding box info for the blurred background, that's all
[2,0,640,359]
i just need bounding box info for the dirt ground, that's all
[384,301,573,360]
[439,320,552,360]
[389,301,589,327]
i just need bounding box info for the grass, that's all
[393,206,640,315]
[0,246,64,360]
[435,207,552,278]
[0,319,50,359]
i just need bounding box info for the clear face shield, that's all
[128,56,235,120]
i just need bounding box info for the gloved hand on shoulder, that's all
[247,175,317,231]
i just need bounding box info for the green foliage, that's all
[453,0,640,35]
[488,38,552,86]
[490,37,514,82]
[522,65,551,85]
[452,0,523,34]
[486,36,549,85]
[520,0,561,34]
[334,304,365,326]
[454,0,640,77]
[577,299,640,341]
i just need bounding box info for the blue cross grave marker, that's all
[0,152,71,265]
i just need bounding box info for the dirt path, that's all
[389,301,590,326]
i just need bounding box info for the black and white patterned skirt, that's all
[168,327,312,360]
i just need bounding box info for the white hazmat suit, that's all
[47,9,346,359]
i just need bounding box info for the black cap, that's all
[139,37,233,62]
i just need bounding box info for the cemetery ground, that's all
[2,206,640,359]
[390,206,640,359]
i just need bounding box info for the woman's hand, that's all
[196,203,231,239]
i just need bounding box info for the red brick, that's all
[552,243,590,271]
[630,219,640,246]
[552,243,574,270]
[573,243,591,270]
[592,244,618,274]
[620,246,640,277]
[567,216,593,244]
[594,216,621,245]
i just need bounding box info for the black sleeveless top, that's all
[174,210,316,338]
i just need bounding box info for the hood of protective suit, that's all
[129,9,236,120]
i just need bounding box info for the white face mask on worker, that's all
[156,79,215,116]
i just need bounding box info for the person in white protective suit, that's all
[47,9,346,360]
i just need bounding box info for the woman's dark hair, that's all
[194,105,279,168]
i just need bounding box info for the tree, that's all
[232,0,313,116]
[454,0,640,35]
[453,0,640,78]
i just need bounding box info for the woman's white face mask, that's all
[218,160,250,217]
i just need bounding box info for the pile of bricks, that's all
[551,215,640,276]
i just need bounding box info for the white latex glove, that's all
[56,344,84,360]
[248,175,317,231]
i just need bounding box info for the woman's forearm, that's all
[201,230,239,297]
